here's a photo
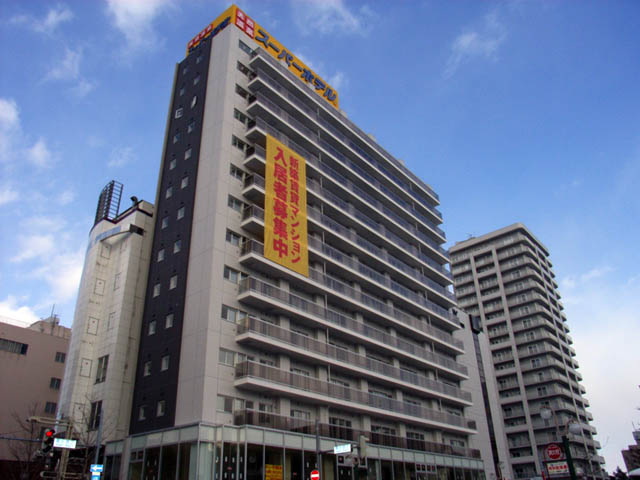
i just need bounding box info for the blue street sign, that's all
[90,464,104,473]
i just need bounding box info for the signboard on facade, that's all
[545,443,564,461]
[547,461,569,476]
[187,5,339,109]
[264,134,309,277]
[265,464,283,480]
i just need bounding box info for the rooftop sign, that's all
[186,5,339,109]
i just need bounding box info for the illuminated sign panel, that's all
[264,135,309,277]
[187,5,339,109]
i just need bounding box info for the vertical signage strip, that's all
[264,135,309,277]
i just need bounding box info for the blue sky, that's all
[1,0,638,472]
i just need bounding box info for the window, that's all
[226,229,242,246]
[181,176,189,189]
[114,272,121,290]
[221,305,246,323]
[45,402,57,414]
[531,358,541,368]
[157,400,166,417]
[173,239,182,254]
[219,348,235,366]
[161,355,170,371]
[224,266,247,284]
[235,84,249,99]
[175,107,183,119]
[55,352,66,363]
[165,313,174,328]
[291,409,311,420]
[169,158,176,170]
[196,54,203,64]
[153,283,160,298]
[227,195,244,212]
[230,164,244,180]
[169,275,178,290]
[185,148,192,160]
[231,135,247,152]
[217,395,234,413]
[177,206,185,220]
[89,401,102,429]
[96,355,109,383]
[161,217,169,229]
[50,377,61,390]
[173,132,181,144]
[0,338,28,355]
[157,249,165,262]
[193,74,200,85]
[148,320,156,335]
[143,361,151,376]
[238,40,252,55]
[166,186,173,199]
[191,96,197,108]
[179,86,185,96]
[233,108,248,125]
[138,405,147,421]
[187,121,195,134]
[182,65,189,75]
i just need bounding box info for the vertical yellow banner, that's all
[264,135,309,277]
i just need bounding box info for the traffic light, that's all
[41,429,55,454]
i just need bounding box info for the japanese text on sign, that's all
[264,135,309,277]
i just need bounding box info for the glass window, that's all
[223,266,246,284]
[96,355,109,383]
[179,86,185,96]
[161,355,170,371]
[181,176,188,189]
[157,400,166,417]
[143,361,151,376]
[45,402,57,414]
[196,54,203,64]
[237,61,251,77]
[185,148,192,160]
[177,206,185,220]
[216,395,233,413]
[169,275,177,290]
[169,158,176,170]
[50,377,61,390]
[173,239,182,254]
[219,348,235,366]
[221,305,245,323]
[173,132,181,144]
[157,249,165,262]
[191,96,197,108]
[227,195,244,212]
[193,74,200,85]
[229,164,244,180]
[165,313,174,329]
[166,186,173,199]
[139,405,147,421]
[187,121,195,134]
[235,84,249,99]
[161,217,169,229]
[0,338,28,355]
[148,320,156,335]
[231,135,247,152]
[182,65,189,75]
[153,283,160,297]
[175,107,183,119]
[89,401,102,429]
[55,352,66,363]
[226,229,242,246]
[238,40,252,55]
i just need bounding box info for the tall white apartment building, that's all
[450,224,605,480]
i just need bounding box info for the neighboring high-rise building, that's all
[58,187,154,448]
[0,316,70,475]
[450,223,605,480]
[621,429,640,472]
[60,5,495,479]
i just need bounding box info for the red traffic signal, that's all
[42,429,56,453]
[45,429,55,438]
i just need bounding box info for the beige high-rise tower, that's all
[450,223,605,480]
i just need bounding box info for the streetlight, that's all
[540,407,583,480]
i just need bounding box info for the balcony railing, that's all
[233,409,480,458]
[240,239,460,342]
[237,316,471,403]
[238,277,468,376]
[235,361,474,430]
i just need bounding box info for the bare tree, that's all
[4,403,45,480]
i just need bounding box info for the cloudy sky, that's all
[1,0,638,472]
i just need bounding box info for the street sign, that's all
[91,474,101,480]
[90,464,104,473]
[547,461,569,476]
[310,470,320,480]
[545,443,564,461]
[54,438,77,449]
[333,443,352,454]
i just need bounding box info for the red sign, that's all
[310,470,320,480]
[545,443,563,461]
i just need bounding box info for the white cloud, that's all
[444,11,507,78]
[11,234,56,263]
[0,98,20,162]
[57,189,75,206]
[0,184,19,206]
[108,146,136,168]
[9,5,73,34]
[46,47,81,81]
[561,266,613,291]
[296,53,348,91]
[105,0,174,55]
[290,0,375,37]
[26,138,54,168]
[31,249,84,303]
[0,296,40,326]
[70,78,96,98]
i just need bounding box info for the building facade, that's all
[621,430,640,472]
[58,186,155,447]
[60,5,495,479]
[450,224,605,480]
[0,316,70,469]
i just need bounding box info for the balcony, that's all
[240,204,265,235]
[246,59,441,211]
[512,315,555,333]
[237,277,468,377]
[239,239,461,345]
[236,316,472,404]
[518,342,563,360]
[233,409,480,459]
[234,361,475,433]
